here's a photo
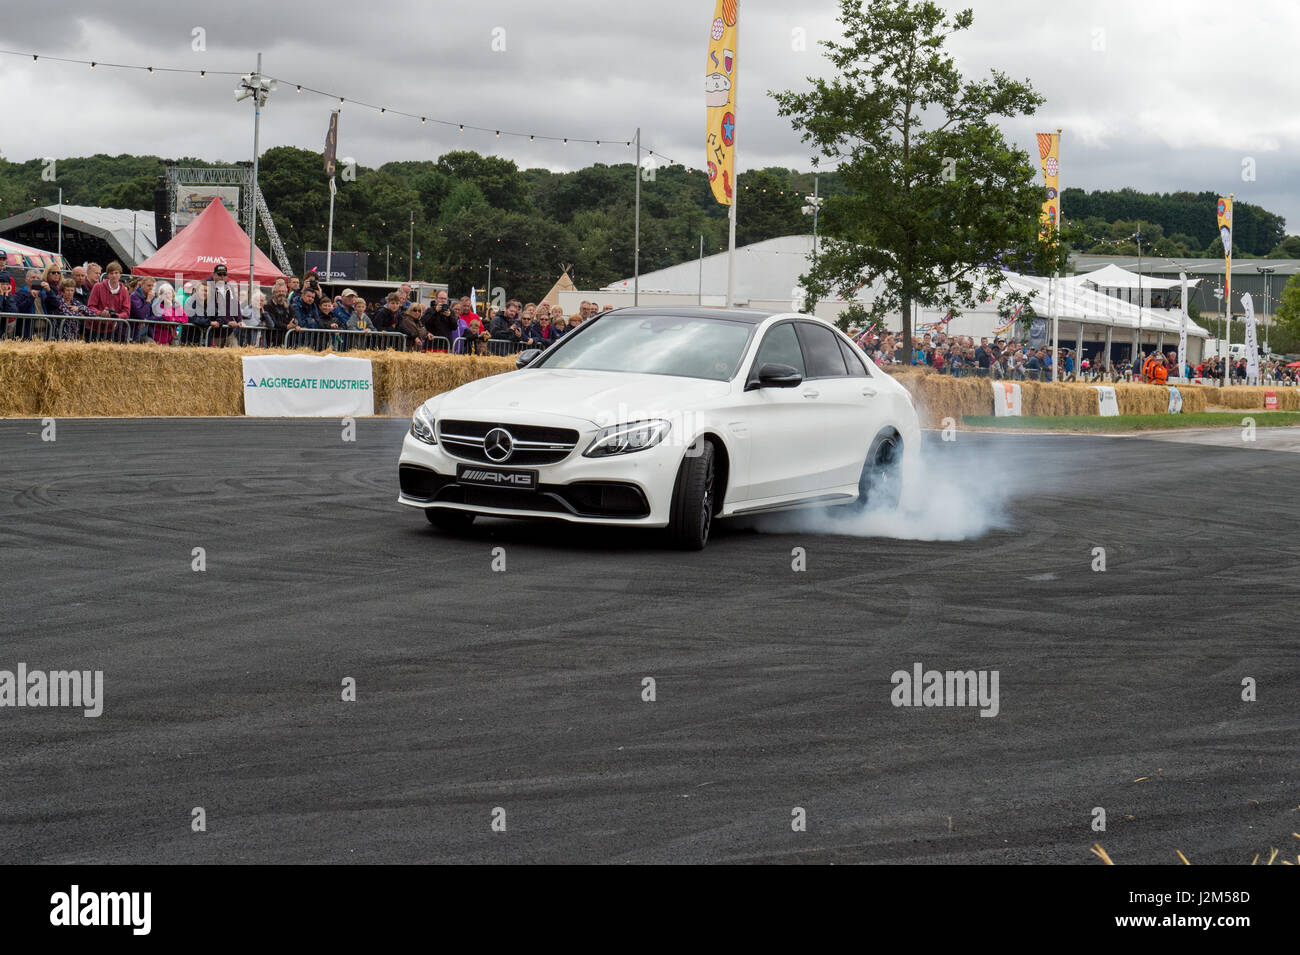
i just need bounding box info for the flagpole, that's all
[1223,193,1233,388]
[726,56,738,306]
[634,127,641,307]
[325,179,336,283]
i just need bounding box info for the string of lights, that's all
[0,47,685,166]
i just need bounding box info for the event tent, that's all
[134,198,284,286]
[0,236,68,271]
[1069,262,1194,291]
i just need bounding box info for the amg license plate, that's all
[456,464,539,490]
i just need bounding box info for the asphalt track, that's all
[1,418,1297,865]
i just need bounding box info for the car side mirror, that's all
[516,348,541,369]
[746,362,803,390]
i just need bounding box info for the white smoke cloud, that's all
[745,440,1026,542]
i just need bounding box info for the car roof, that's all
[599,306,786,326]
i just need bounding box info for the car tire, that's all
[426,508,475,532]
[855,432,903,512]
[666,439,715,550]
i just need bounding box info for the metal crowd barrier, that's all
[1,311,59,340]
[283,328,408,352]
[486,338,531,356]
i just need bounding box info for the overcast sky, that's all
[4,1,1298,232]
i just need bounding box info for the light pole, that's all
[1134,227,1143,375]
[235,56,274,300]
[1257,266,1275,354]
[801,176,823,314]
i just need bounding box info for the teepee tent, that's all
[541,267,577,306]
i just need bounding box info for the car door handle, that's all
[801,389,819,399]
[861,386,877,397]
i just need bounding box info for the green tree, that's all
[1268,235,1300,259]
[771,0,1058,355]
[1277,273,1300,336]
[734,168,804,246]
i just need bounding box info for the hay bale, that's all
[1200,385,1300,411]
[371,352,514,416]
[0,342,516,417]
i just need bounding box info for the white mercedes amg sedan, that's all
[398,307,920,549]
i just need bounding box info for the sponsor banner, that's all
[992,380,1022,417]
[1265,390,1278,410]
[1178,272,1188,379]
[1037,131,1060,239]
[305,251,369,281]
[1241,293,1260,384]
[1095,385,1119,416]
[704,0,738,205]
[175,184,239,232]
[242,354,374,417]
[1028,316,1048,349]
[1168,386,1183,414]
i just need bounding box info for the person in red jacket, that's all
[86,261,131,342]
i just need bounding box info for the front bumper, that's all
[397,429,682,527]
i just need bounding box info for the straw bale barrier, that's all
[1183,383,1300,411]
[0,342,514,417]
[882,367,1210,425]
[0,343,1286,419]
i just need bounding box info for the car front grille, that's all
[438,419,580,466]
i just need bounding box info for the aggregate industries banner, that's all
[242,354,375,417]
[992,381,1022,417]
[1094,386,1119,417]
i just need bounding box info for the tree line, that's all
[0,150,1294,304]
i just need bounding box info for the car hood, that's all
[431,368,733,425]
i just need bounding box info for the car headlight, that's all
[583,419,671,457]
[410,405,438,445]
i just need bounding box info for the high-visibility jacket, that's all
[1151,363,1168,384]
[1142,356,1156,381]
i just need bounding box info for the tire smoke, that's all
[746,438,1027,541]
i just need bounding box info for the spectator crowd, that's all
[3,253,1298,384]
[0,254,616,355]
[852,327,1300,385]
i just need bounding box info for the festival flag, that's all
[705,0,738,206]
[1242,292,1260,384]
[1217,195,1233,377]
[324,110,340,193]
[995,303,1026,336]
[1178,272,1188,380]
[1037,131,1060,240]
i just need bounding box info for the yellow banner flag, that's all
[1218,194,1233,321]
[1216,196,1232,257]
[1037,131,1059,238]
[705,0,738,206]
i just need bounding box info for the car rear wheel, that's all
[426,508,475,533]
[667,440,715,550]
[856,433,902,512]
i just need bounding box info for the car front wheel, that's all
[667,440,715,550]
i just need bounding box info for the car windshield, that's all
[533,314,753,381]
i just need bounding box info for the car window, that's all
[752,322,805,377]
[838,337,871,377]
[796,322,848,378]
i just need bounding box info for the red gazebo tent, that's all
[134,198,285,287]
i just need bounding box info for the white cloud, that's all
[3,0,1297,230]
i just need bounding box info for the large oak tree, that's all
[772,0,1059,355]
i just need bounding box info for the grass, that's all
[961,411,1300,433]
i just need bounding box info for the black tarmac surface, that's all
[1,418,1297,864]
